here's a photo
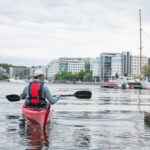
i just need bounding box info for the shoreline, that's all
[0,80,100,85]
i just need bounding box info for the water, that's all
[1,82,150,150]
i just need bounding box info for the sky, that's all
[0,0,150,66]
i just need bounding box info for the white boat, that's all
[8,78,26,83]
[119,77,142,89]
[141,78,150,89]
[115,77,129,89]
[101,76,142,89]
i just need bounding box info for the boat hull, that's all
[22,103,51,128]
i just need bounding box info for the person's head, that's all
[34,70,44,81]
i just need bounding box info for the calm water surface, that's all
[1,82,150,150]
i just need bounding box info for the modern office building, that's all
[111,53,123,76]
[122,52,131,76]
[131,56,148,75]
[111,52,132,77]
[92,57,100,82]
[100,53,116,82]
[82,58,93,71]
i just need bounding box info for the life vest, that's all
[28,82,44,105]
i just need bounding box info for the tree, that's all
[83,73,91,81]
[78,70,85,81]
[142,64,150,78]
[83,70,92,81]
[55,70,92,82]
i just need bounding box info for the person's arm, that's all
[44,85,61,104]
[20,86,28,99]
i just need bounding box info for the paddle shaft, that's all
[6,91,91,102]
[61,94,74,97]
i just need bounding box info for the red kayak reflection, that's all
[19,118,50,150]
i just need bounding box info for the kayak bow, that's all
[22,103,51,128]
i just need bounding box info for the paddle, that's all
[6,91,92,102]
[60,91,92,99]
[6,94,21,102]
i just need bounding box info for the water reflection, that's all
[19,119,50,150]
[3,83,150,149]
[6,115,50,150]
[73,126,91,148]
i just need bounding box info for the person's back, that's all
[20,70,61,107]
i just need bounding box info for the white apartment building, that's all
[111,54,123,76]
[47,57,85,80]
[59,57,85,73]
[68,61,85,74]
[47,59,59,80]
[131,56,148,75]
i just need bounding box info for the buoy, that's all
[114,86,117,89]
[130,86,134,90]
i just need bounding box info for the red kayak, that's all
[22,103,51,128]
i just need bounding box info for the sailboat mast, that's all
[139,9,142,73]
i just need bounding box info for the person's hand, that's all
[57,94,62,97]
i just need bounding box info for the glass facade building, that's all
[100,53,116,82]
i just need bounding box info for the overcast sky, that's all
[0,0,150,66]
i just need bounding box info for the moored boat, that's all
[100,81,116,88]
[22,103,51,128]
[8,78,26,83]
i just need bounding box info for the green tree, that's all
[142,64,150,78]
[83,70,92,81]
[83,73,91,81]
[78,70,85,81]
[55,70,92,82]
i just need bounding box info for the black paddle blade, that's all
[74,91,92,99]
[6,94,20,102]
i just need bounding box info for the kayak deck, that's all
[22,103,51,128]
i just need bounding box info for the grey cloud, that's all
[0,55,49,66]
[0,0,150,65]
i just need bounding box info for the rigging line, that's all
[142,30,150,41]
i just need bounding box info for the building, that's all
[99,51,148,82]
[47,57,85,80]
[148,58,150,65]
[111,53,123,77]
[92,57,100,82]
[47,59,59,80]
[122,52,131,76]
[0,67,8,78]
[82,58,93,71]
[131,56,148,75]
[59,57,85,73]
[9,67,34,78]
[111,52,132,77]
[100,53,116,82]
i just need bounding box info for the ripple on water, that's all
[1,83,150,149]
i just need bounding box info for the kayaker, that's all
[20,70,61,107]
